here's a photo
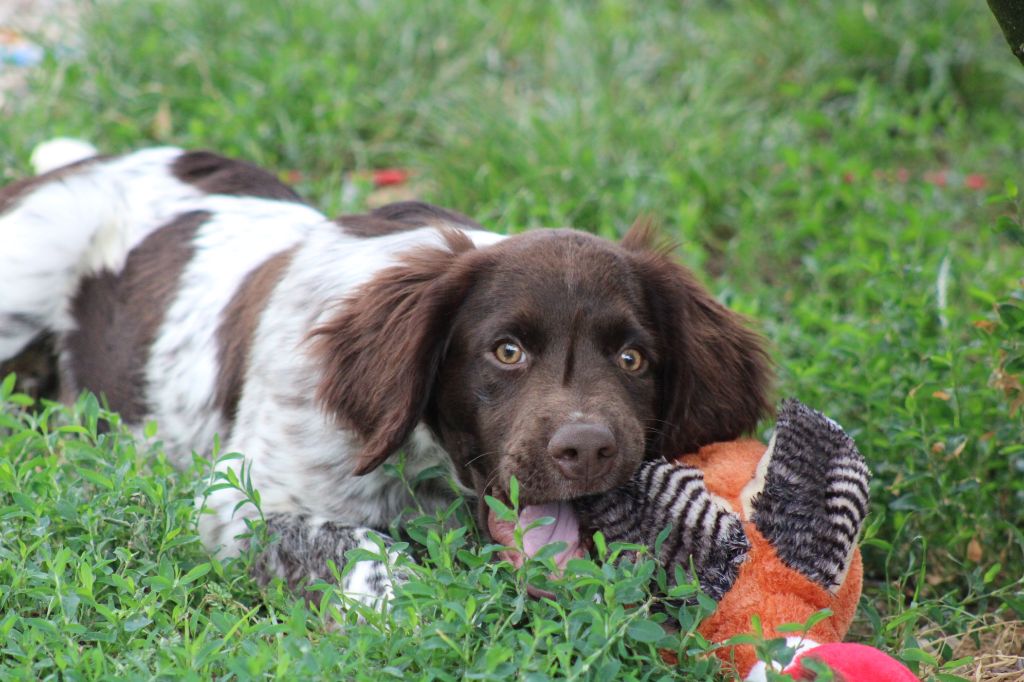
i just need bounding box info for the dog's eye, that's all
[617,348,645,372]
[494,341,526,365]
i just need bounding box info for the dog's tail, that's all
[0,139,192,361]
[30,137,100,174]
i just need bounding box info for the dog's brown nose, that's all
[548,423,617,481]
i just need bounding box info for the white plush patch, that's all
[744,636,821,681]
[339,528,400,608]
[740,431,776,520]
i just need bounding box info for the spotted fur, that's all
[252,514,401,609]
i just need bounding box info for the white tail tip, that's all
[30,138,99,174]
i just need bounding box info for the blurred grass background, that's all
[1,0,1022,679]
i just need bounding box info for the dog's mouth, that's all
[485,488,588,597]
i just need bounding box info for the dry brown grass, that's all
[939,617,1024,681]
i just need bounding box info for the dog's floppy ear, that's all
[310,229,478,475]
[623,217,774,456]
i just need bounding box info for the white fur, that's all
[146,197,325,460]
[30,137,98,174]
[0,147,204,358]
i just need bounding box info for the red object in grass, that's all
[371,168,409,187]
[784,642,919,682]
[964,173,988,190]
[923,169,949,188]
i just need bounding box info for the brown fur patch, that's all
[215,247,297,422]
[336,201,481,238]
[621,215,677,256]
[171,151,304,202]
[310,228,477,474]
[627,240,774,455]
[0,155,110,214]
[0,333,58,400]
[63,211,209,421]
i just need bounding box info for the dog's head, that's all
[312,212,772,560]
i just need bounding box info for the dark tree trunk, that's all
[988,0,1024,66]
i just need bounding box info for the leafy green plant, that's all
[1,0,1022,678]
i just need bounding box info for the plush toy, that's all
[573,399,918,681]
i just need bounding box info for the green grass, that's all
[2,0,1023,679]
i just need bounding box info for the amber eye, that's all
[617,348,645,372]
[494,341,525,365]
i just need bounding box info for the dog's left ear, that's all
[623,217,774,456]
[310,229,479,475]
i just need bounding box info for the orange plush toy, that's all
[576,399,918,681]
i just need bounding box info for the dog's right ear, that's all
[622,216,774,456]
[310,229,478,475]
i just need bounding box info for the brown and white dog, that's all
[0,139,772,606]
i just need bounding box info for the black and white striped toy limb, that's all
[573,399,870,606]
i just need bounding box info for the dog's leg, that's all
[198,474,403,611]
[252,514,401,608]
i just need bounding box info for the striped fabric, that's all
[574,459,749,601]
[750,399,870,593]
[577,398,870,604]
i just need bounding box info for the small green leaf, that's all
[935,673,971,682]
[940,657,974,670]
[899,648,939,666]
[802,608,833,630]
[997,302,1024,331]
[484,495,516,524]
[0,373,14,399]
[592,530,607,560]
[124,615,152,633]
[626,619,665,644]
[180,562,212,585]
[78,468,114,490]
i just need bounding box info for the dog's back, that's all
[1,142,494,459]
[2,142,321,453]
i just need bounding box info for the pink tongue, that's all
[518,502,582,569]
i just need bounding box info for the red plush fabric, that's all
[786,642,919,681]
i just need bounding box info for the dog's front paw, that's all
[251,514,404,611]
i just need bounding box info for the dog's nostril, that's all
[548,423,617,480]
[556,448,579,461]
